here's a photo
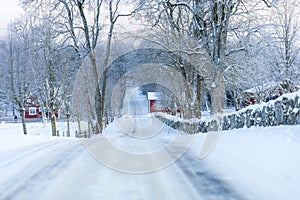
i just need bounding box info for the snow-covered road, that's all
[0,139,84,200]
[0,118,242,200]
[1,121,300,200]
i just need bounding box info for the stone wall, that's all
[156,92,300,134]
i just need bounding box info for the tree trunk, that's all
[20,110,27,135]
[99,3,118,129]
[88,53,102,134]
[233,90,240,111]
[194,74,202,118]
[210,70,224,115]
[51,115,57,136]
[66,114,71,137]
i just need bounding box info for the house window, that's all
[29,107,37,115]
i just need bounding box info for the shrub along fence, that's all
[155,91,300,134]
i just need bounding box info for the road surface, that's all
[0,116,246,200]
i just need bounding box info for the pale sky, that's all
[0,0,23,37]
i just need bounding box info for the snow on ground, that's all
[0,121,203,200]
[0,89,299,199]
[189,125,300,200]
[0,120,78,137]
[1,120,299,199]
[0,121,78,151]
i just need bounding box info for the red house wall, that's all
[24,96,59,119]
[149,100,166,113]
[24,108,59,119]
[24,107,42,119]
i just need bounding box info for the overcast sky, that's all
[0,0,23,37]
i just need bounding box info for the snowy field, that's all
[0,119,299,200]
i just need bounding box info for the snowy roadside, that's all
[0,121,79,152]
[189,125,300,200]
[0,120,78,136]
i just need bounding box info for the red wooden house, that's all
[147,92,181,115]
[147,92,166,113]
[24,96,59,119]
[24,96,43,119]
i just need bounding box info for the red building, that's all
[24,96,42,119]
[147,92,166,113]
[147,92,181,115]
[24,96,59,119]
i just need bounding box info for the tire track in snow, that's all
[174,149,246,200]
[155,127,245,200]
[0,140,61,168]
[0,140,84,200]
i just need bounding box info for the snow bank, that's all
[0,121,79,138]
[189,125,300,200]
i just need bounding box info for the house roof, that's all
[147,92,163,100]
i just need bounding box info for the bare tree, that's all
[0,41,10,119]
[136,0,279,116]
[132,1,207,118]
[224,0,300,108]
[31,19,80,136]
[5,20,34,135]
[269,0,300,93]
[135,0,242,115]
[23,0,141,133]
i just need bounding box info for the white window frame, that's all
[28,107,37,115]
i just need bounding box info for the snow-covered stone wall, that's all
[155,90,300,134]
